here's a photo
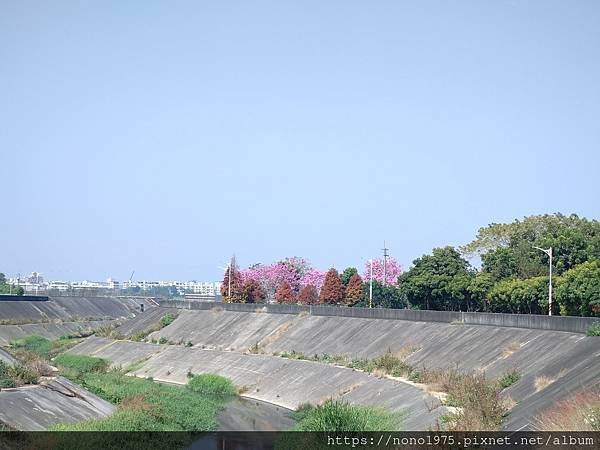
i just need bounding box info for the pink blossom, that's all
[362,257,403,286]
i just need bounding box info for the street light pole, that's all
[534,246,553,316]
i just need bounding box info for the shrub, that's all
[294,399,400,431]
[187,374,236,398]
[158,337,168,345]
[8,364,38,385]
[587,323,600,336]
[498,369,521,389]
[0,361,16,388]
[159,314,176,328]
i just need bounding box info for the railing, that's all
[158,300,600,334]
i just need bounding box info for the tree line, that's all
[223,213,600,317]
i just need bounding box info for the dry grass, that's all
[534,390,600,431]
[534,375,556,392]
[502,341,521,358]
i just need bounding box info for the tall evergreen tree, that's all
[345,273,363,305]
[319,268,345,304]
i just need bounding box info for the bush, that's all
[294,399,400,431]
[54,354,109,375]
[159,313,176,328]
[498,369,521,389]
[7,364,38,385]
[187,374,236,398]
[0,361,16,388]
[158,337,168,345]
[587,323,600,336]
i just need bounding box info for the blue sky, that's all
[1,1,599,281]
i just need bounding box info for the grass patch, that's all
[10,336,52,357]
[293,399,400,431]
[586,323,600,336]
[53,354,109,379]
[159,313,176,328]
[497,369,521,389]
[187,374,237,397]
[10,334,83,361]
[54,371,235,431]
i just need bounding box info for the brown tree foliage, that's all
[345,273,364,305]
[242,279,265,304]
[298,284,319,305]
[221,257,244,303]
[275,281,296,304]
[319,268,345,304]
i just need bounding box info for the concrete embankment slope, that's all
[146,308,600,430]
[0,377,114,430]
[68,337,448,430]
[0,296,153,344]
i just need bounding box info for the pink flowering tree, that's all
[241,257,314,300]
[301,268,326,292]
[362,257,403,286]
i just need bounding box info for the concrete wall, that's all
[160,300,600,334]
[0,376,115,430]
[147,308,600,430]
[68,337,447,430]
[0,295,48,302]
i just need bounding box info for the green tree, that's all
[340,267,358,286]
[462,213,600,280]
[358,281,405,309]
[0,284,24,295]
[555,260,600,317]
[397,246,475,311]
[0,273,6,284]
[487,277,549,314]
[467,272,495,311]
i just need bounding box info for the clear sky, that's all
[1,1,599,282]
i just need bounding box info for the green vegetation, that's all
[0,360,37,388]
[51,351,236,431]
[498,369,521,389]
[9,334,83,359]
[159,313,176,327]
[53,354,109,375]
[0,272,24,295]
[586,323,600,336]
[187,374,237,397]
[277,349,511,431]
[293,399,400,431]
[391,214,600,316]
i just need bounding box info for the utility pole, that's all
[533,246,553,316]
[382,241,389,286]
[369,259,373,308]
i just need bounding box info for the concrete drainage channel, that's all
[67,336,447,430]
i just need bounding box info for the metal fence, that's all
[159,299,600,334]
